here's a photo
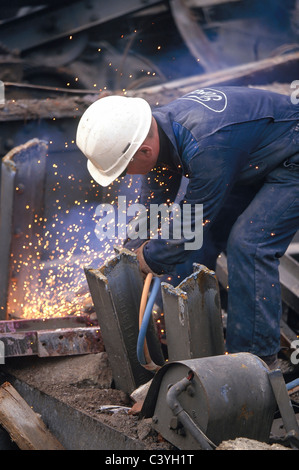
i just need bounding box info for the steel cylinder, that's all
[150,353,277,449]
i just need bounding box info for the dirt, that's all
[1,352,298,451]
[1,353,174,450]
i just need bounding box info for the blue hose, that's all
[286,378,299,391]
[137,276,161,365]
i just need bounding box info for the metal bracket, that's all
[268,369,299,449]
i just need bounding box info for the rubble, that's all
[0,353,175,450]
[216,438,291,451]
[4,352,113,390]
[1,351,298,451]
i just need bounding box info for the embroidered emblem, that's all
[180,88,227,113]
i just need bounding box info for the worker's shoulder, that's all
[158,85,294,127]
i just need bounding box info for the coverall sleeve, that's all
[142,146,248,275]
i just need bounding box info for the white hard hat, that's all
[76,95,152,187]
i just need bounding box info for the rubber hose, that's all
[137,275,161,369]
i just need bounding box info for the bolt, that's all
[186,384,195,397]
[169,416,178,430]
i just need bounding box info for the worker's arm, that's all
[123,167,183,253]
[139,146,249,276]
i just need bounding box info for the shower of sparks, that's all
[6,155,182,320]
[5,21,179,320]
[7,160,142,320]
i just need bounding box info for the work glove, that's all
[135,241,162,279]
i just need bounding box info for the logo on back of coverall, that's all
[180,88,227,113]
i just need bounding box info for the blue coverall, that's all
[126,86,299,358]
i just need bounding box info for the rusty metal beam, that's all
[0,315,103,358]
[85,249,165,395]
[132,51,299,106]
[161,263,225,361]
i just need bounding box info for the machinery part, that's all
[24,32,89,67]
[161,263,225,361]
[0,0,162,53]
[166,372,215,450]
[1,0,298,94]
[169,0,221,72]
[76,95,152,187]
[142,353,277,449]
[268,369,299,450]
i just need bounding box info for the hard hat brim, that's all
[87,158,129,187]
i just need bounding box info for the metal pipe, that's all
[166,374,216,450]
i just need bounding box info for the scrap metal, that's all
[84,249,165,395]
[0,139,104,357]
[161,263,225,361]
[142,353,278,449]
[0,139,47,320]
[0,315,103,358]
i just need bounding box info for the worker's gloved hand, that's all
[136,242,161,279]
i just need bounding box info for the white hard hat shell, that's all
[76,95,152,186]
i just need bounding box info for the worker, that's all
[76,87,299,369]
